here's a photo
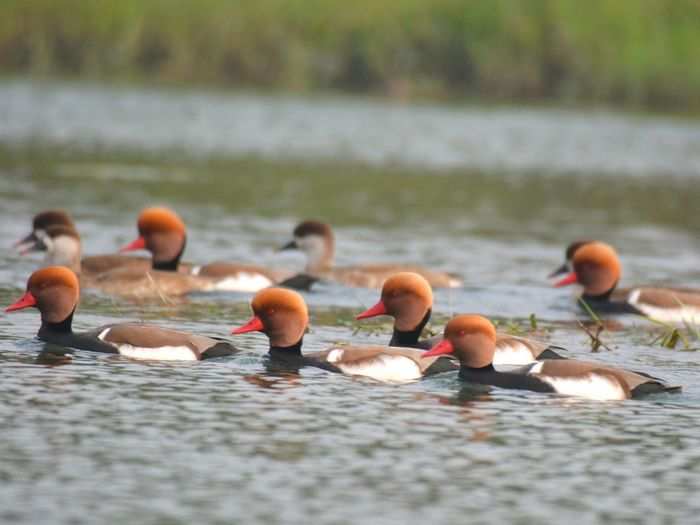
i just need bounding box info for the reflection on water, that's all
[0,80,699,525]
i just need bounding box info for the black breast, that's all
[459,365,556,393]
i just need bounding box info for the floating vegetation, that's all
[647,318,700,351]
[492,314,550,338]
[529,313,538,331]
[577,298,613,352]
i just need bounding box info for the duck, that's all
[121,207,314,293]
[14,213,211,298]
[356,272,565,364]
[552,241,700,324]
[4,266,236,360]
[422,314,680,400]
[15,209,74,253]
[15,209,154,275]
[547,240,593,278]
[231,287,457,382]
[280,220,462,289]
[16,208,210,298]
[17,208,312,294]
[14,219,187,295]
[19,222,83,274]
[188,261,316,292]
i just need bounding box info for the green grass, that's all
[1,0,700,110]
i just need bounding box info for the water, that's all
[1,80,700,524]
[2,79,700,177]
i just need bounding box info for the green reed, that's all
[1,0,700,111]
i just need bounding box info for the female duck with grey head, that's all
[281,220,462,289]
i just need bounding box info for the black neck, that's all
[462,363,496,373]
[582,280,619,302]
[390,309,431,347]
[269,338,304,357]
[38,310,74,336]
[152,236,186,272]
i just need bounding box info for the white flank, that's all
[628,289,700,325]
[536,373,627,401]
[211,273,273,292]
[117,344,198,361]
[493,342,537,365]
[448,277,463,288]
[336,354,422,383]
[326,349,344,363]
[98,327,198,361]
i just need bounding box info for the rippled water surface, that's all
[1,80,700,525]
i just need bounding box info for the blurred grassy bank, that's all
[1,0,699,111]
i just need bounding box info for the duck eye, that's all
[459,330,465,336]
[267,308,275,315]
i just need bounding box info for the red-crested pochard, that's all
[121,207,314,293]
[281,220,462,289]
[231,287,457,382]
[5,266,236,360]
[356,272,565,364]
[552,241,700,324]
[18,209,312,295]
[15,217,210,299]
[423,314,680,400]
[15,209,74,253]
[15,209,154,275]
[59,207,215,298]
[547,240,593,279]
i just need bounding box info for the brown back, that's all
[103,323,217,356]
